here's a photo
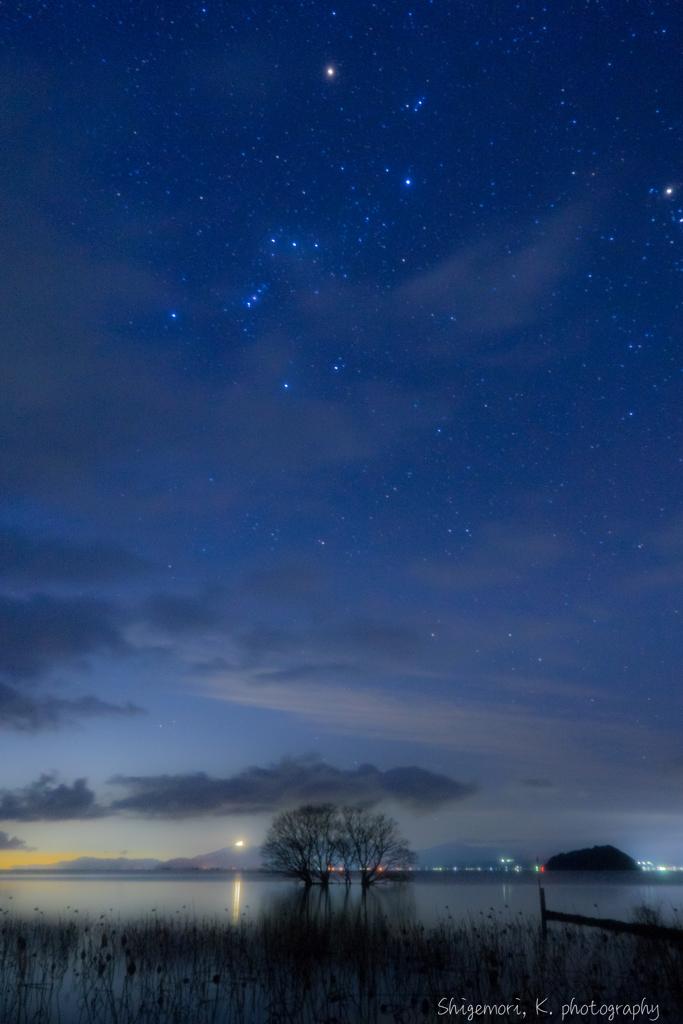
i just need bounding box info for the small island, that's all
[545,844,640,871]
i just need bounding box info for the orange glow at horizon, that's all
[0,850,96,869]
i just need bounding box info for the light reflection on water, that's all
[233,877,241,923]
[0,871,681,926]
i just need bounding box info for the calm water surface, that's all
[1,870,681,927]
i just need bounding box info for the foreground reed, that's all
[0,901,680,1023]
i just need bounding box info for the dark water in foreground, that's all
[1,874,681,1023]
[1,870,681,926]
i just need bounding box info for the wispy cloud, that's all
[200,671,661,785]
[0,594,124,679]
[0,593,142,731]
[0,684,144,732]
[0,528,150,584]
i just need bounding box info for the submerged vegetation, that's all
[0,898,681,1023]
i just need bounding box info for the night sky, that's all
[1,0,682,867]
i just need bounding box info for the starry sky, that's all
[1,0,682,867]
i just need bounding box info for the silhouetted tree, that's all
[334,819,357,887]
[341,807,416,887]
[261,804,416,888]
[260,804,338,887]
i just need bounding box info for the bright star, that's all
[326,66,335,77]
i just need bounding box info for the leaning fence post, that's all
[539,886,547,939]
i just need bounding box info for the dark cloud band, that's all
[0,758,475,821]
[0,830,34,850]
[109,756,476,817]
[0,775,107,822]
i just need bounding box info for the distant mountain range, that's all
[158,846,262,871]
[10,846,263,872]
[31,857,164,872]
[12,841,529,873]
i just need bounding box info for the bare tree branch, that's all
[261,803,416,887]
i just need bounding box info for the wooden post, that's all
[539,886,547,939]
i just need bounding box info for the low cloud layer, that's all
[0,775,107,821]
[109,757,476,816]
[0,830,34,850]
[0,759,475,820]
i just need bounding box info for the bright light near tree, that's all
[235,840,244,847]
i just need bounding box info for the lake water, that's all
[1,870,681,928]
